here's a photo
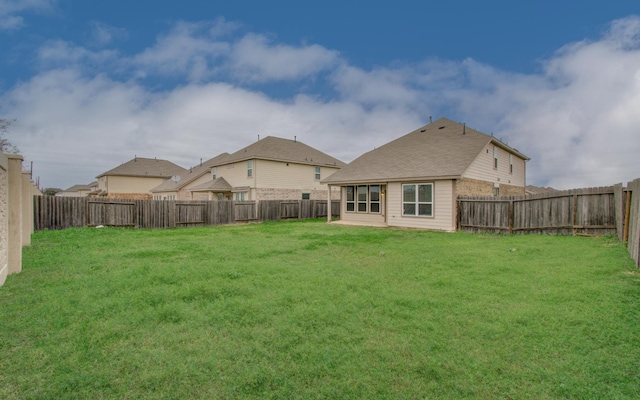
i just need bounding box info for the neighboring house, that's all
[184,136,346,201]
[150,153,231,200]
[56,181,98,197]
[321,117,529,231]
[95,157,187,199]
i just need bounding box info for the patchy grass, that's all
[1,220,639,399]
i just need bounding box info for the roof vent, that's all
[438,126,445,129]
[420,129,426,132]
[463,123,466,135]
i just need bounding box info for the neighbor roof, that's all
[218,136,346,168]
[150,152,230,193]
[62,182,96,192]
[322,117,529,185]
[97,157,187,179]
[189,177,233,192]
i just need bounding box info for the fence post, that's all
[508,200,514,234]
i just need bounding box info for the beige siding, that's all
[107,176,167,194]
[338,185,386,226]
[255,160,339,192]
[217,161,255,191]
[215,159,341,201]
[463,143,526,189]
[386,180,456,232]
[176,173,214,200]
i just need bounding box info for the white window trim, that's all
[314,166,321,181]
[344,185,382,214]
[402,183,434,217]
[247,160,253,178]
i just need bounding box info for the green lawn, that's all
[1,220,639,399]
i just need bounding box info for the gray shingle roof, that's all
[150,153,230,193]
[322,117,529,184]
[220,136,346,167]
[189,177,233,192]
[97,157,187,179]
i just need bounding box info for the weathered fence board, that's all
[627,178,640,267]
[458,186,617,236]
[34,197,337,230]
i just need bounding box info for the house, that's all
[95,157,187,199]
[56,181,97,197]
[321,118,529,231]
[150,153,230,200]
[180,136,346,201]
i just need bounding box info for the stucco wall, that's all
[1,153,32,286]
[0,153,8,286]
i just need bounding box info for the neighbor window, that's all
[314,166,321,180]
[509,155,514,174]
[211,167,217,180]
[402,183,433,217]
[247,160,253,177]
[346,186,355,212]
[217,193,223,201]
[493,146,499,169]
[235,192,245,201]
[302,193,310,200]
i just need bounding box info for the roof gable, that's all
[150,152,230,193]
[323,118,528,184]
[97,157,187,179]
[220,136,345,168]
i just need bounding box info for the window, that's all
[357,185,368,212]
[235,192,245,201]
[211,167,217,180]
[302,193,310,200]
[494,186,500,197]
[346,186,355,212]
[345,185,381,213]
[493,146,498,169]
[314,166,321,180]
[247,160,253,177]
[217,193,223,201]
[369,185,380,213]
[402,183,433,217]
[509,155,514,174]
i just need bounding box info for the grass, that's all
[1,219,639,399]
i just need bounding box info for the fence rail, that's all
[33,197,340,231]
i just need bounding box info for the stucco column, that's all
[7,154,23,275]
[326,184,332,223]
[0,153,8,286]
[22,172,32,246]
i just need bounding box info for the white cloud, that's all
[89,21,128,46]
[0,0,55,30]
[132,20,231,81]
[2,16,640,190]
[230,33,339,81]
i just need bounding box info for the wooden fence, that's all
[33,197,340,231]
[458,186,617,235]
[458,180,640,267]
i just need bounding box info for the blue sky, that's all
[1,0,639,190]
